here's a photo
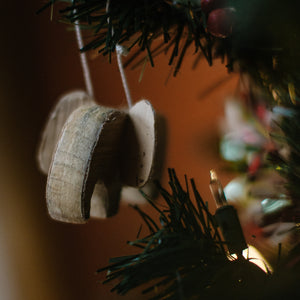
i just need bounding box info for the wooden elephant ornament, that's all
[37,90,164,223]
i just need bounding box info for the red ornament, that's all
[206,8,235,38]
[248,154,262,177]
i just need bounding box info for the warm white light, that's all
[243,245,271,273]
[230,245,271,273]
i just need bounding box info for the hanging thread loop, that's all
[106,0,133,108]
[74,15,95,98]
[116,45,133,108]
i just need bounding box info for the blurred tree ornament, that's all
[219,99,269,171]
[207,8,235,38]
[224,170,299,267]
[219,98,292,177]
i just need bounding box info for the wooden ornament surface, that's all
[121,182,158,204]
[37,90,93,174]
[46,104,127,223]
[90,180,122,219]
[120,100,156,187]
[121,113,167,203]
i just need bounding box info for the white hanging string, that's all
[116,45,133,108]
[74,4,133,107]
[74,17,95,98]
[106,0,133,108]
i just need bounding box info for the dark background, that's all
[0,1,237,299]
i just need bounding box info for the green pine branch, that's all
[37,0,217,74]
[37,1,300,98]
[97,169,269,299]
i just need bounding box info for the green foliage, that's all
[38,1,300,101]
[268,107,300,220]
[37,0,217,75]
[97,170,268,299]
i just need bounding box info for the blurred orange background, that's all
[0,1,238,299]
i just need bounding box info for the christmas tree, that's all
[35,0,300,298]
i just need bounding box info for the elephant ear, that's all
[37,90,94,174]
[121,109,167,204]
[120,100,157,187]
